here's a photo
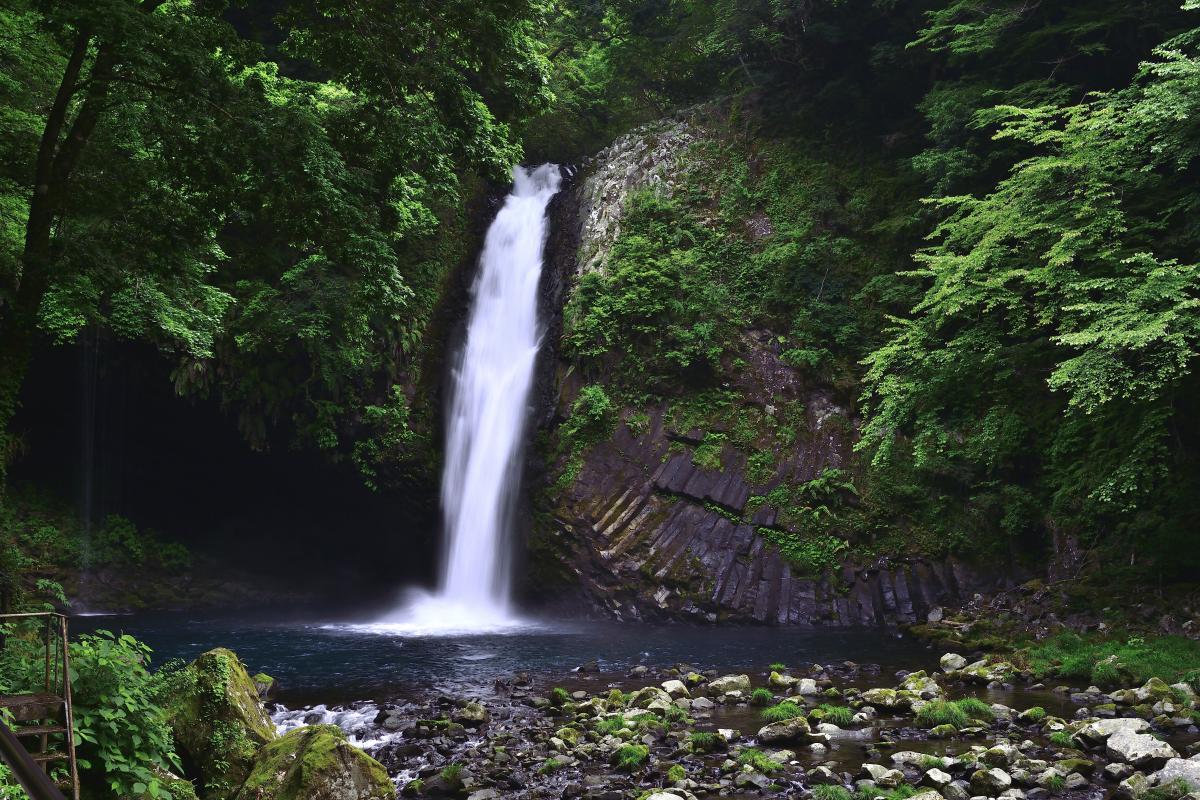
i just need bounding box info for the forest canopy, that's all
[2,0,1199,574]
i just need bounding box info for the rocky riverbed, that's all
[261,653,1200,800]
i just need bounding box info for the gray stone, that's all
[940,653,968,671]
[1107,729,1179,766]
[1152,759,1200,793]
[971,768,1013,794]
[709,674,751,694]
[757,716,811,744]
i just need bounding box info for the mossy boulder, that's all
[163,648,277,799]
[234,725,395,800]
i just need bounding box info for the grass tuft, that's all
[736,748,779,774]
[814,703,854,726]
[914,700,968,729]
[761,701,805,722]
[954,697,995,722]
[750,687,775,706]
[614,744,650,770]
[813,786,852,800]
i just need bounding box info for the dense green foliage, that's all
[0,0,553,490]
[0,622,183,798]
[1016,633,1200,688]
[546,0,1200,576]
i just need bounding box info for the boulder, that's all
[940,654,968,672]
[908,792,944,800]
[709,675,751,694]
[234,724,394,800]
[163,648,277,799]
[769,672,799,689]
[925,768,953,789]
[453,702,490,727]
[1152,759,1200,793]
[629,686,673,708]
[1117,772,1151,799]
[661,679,690,698]
[971,768,1013,795]
[862,688,904,708]
[796,678,820,696]
[901,671,943,698]
[756,716,811,744]
[252,673,278,702]
[1079,717,1151,745]
[1107,729,1179,766]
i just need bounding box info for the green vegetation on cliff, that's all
[544,0,1200,580]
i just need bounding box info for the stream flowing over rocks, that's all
[252,651,1199,800]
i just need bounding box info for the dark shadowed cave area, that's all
[11,337,439,609]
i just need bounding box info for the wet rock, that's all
[757,716,811,744]
[709,675,751,694]
[770,672,799,689]
[1105,763,1136,782]
[163,648,277,800]
[809,766,841,784]
[234,724,394,800]
[940,654,968,672]
[1079,717,1151,744]
[1151,759,1200,793]
[909,791,945,800]
[1106,729,1178,766]
[661,679,690,698]
[971,768,1013,794]
[454,702,490,727]
[925,768,953,789]
[1117,772,1151,799]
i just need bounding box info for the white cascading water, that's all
[372,164,561,634]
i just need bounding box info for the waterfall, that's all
[376,164,561,634]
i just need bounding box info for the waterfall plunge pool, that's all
[74,611,935,706]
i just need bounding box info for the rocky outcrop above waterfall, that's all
[575,116,702,275]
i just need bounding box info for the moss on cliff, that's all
[162,648,276,799]
[234,725,394,800]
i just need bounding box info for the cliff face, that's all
[528,116,1023,625]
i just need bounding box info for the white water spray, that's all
[372,164,561,634]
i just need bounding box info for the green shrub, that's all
[954,697,995,722]
[595,716,627,735]
[769,662,787,672]
[71,631,182,798]
[814,704,854,726]
[736,748,779,774]
[914,700,969,729]
[1017,633,1200,688]
[664,704,689,723]
[856,786,919,800]
[761,701,805,722]
[688,731,720,752]
[1043,773,1065,794]
[440,763,463,781]
[1021,706,1047,722]
[538,757,564,774]
[1049,731,1076,749]
[750,687,775,706]
[814,786,852,800]
[614,744,650,770]
[550,687,571,706]
[667,764,686,783]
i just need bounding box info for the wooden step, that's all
[31,751,67,763]
[14,723,68,737]
[0,693,64,722]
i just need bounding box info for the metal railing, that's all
[0,612,78,800]
[0,718,68,800]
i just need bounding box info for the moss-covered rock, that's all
[163,647,277,799]
[233,725,395,800]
